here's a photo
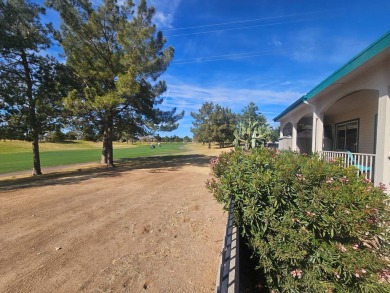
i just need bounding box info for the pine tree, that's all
[46,0,183,166]
[191,102,215,148]
[211,105,236,148]
[0,0,68,175]
[239,102,267,126]
[191,102,236,148]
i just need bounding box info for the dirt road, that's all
[0,150,227,292]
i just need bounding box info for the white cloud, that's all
[153,11,174,29]
[149,0,182,29]
[272,39,283,47]
[157,79,305,136]
[95,0,181,29]
[160,80,303,113]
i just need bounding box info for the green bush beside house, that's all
[208,149,390,292]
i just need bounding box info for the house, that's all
[274,31,390,192]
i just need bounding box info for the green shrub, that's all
[207,149,390,292]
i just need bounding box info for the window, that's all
[335,119,359,152]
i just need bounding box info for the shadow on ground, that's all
[0,154,214,192]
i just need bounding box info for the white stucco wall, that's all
[276,53,390,190]
[324,90,378,154]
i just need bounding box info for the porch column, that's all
[311,111,324,153]
[374,86,390,193]
[311,112,317,153]
[291,122,297,151]
[278,123,285,150]
[316,112,324,152]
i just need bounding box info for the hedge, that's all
[208,149,390,292]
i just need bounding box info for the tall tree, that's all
[239,102,267,126]
[0,0,67,175]
[211,105,236,148]
[191,102,236,148]
[46,0,183,167]
[191,102,214,148]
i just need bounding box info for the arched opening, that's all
[279,122,293,150]
[296,116,312,154]
[282,122,292,136]
[323,89,378,153]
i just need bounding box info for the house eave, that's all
[273,96,305,122]
[274,30,390,122]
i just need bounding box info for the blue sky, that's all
[40,0,390,137]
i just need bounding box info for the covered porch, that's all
[274,31,390,191]
[278,88,386,185]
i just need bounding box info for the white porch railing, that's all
[320,151,375,182]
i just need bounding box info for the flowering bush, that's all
[207,148,390,292]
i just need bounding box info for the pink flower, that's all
[206,178,217,189]
[306,211,316,217]
[378,270,390,282]
[336,243,347,252]
[379,183,387,191]
[326,178,334,184]
[290,269,303,278]
[210,157,219,168]
[354,272,360,278]
[371,208,379,214]
[339,176,348,184]
[355,269,367,278]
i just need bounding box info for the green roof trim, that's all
[273,96,305,122]
[274,30,390,122]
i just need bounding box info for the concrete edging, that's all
[215,201,239,293]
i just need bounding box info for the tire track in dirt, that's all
[0,157,226,293]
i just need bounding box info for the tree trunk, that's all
[29,101,42,175]
[32,133,42,175]
[101,136,108,165]
[101,117,114,167]
[21,48,42,175]
[208,141,211,149]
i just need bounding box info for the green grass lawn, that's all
[0,141,189,174]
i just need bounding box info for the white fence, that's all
[319,151,375,182]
